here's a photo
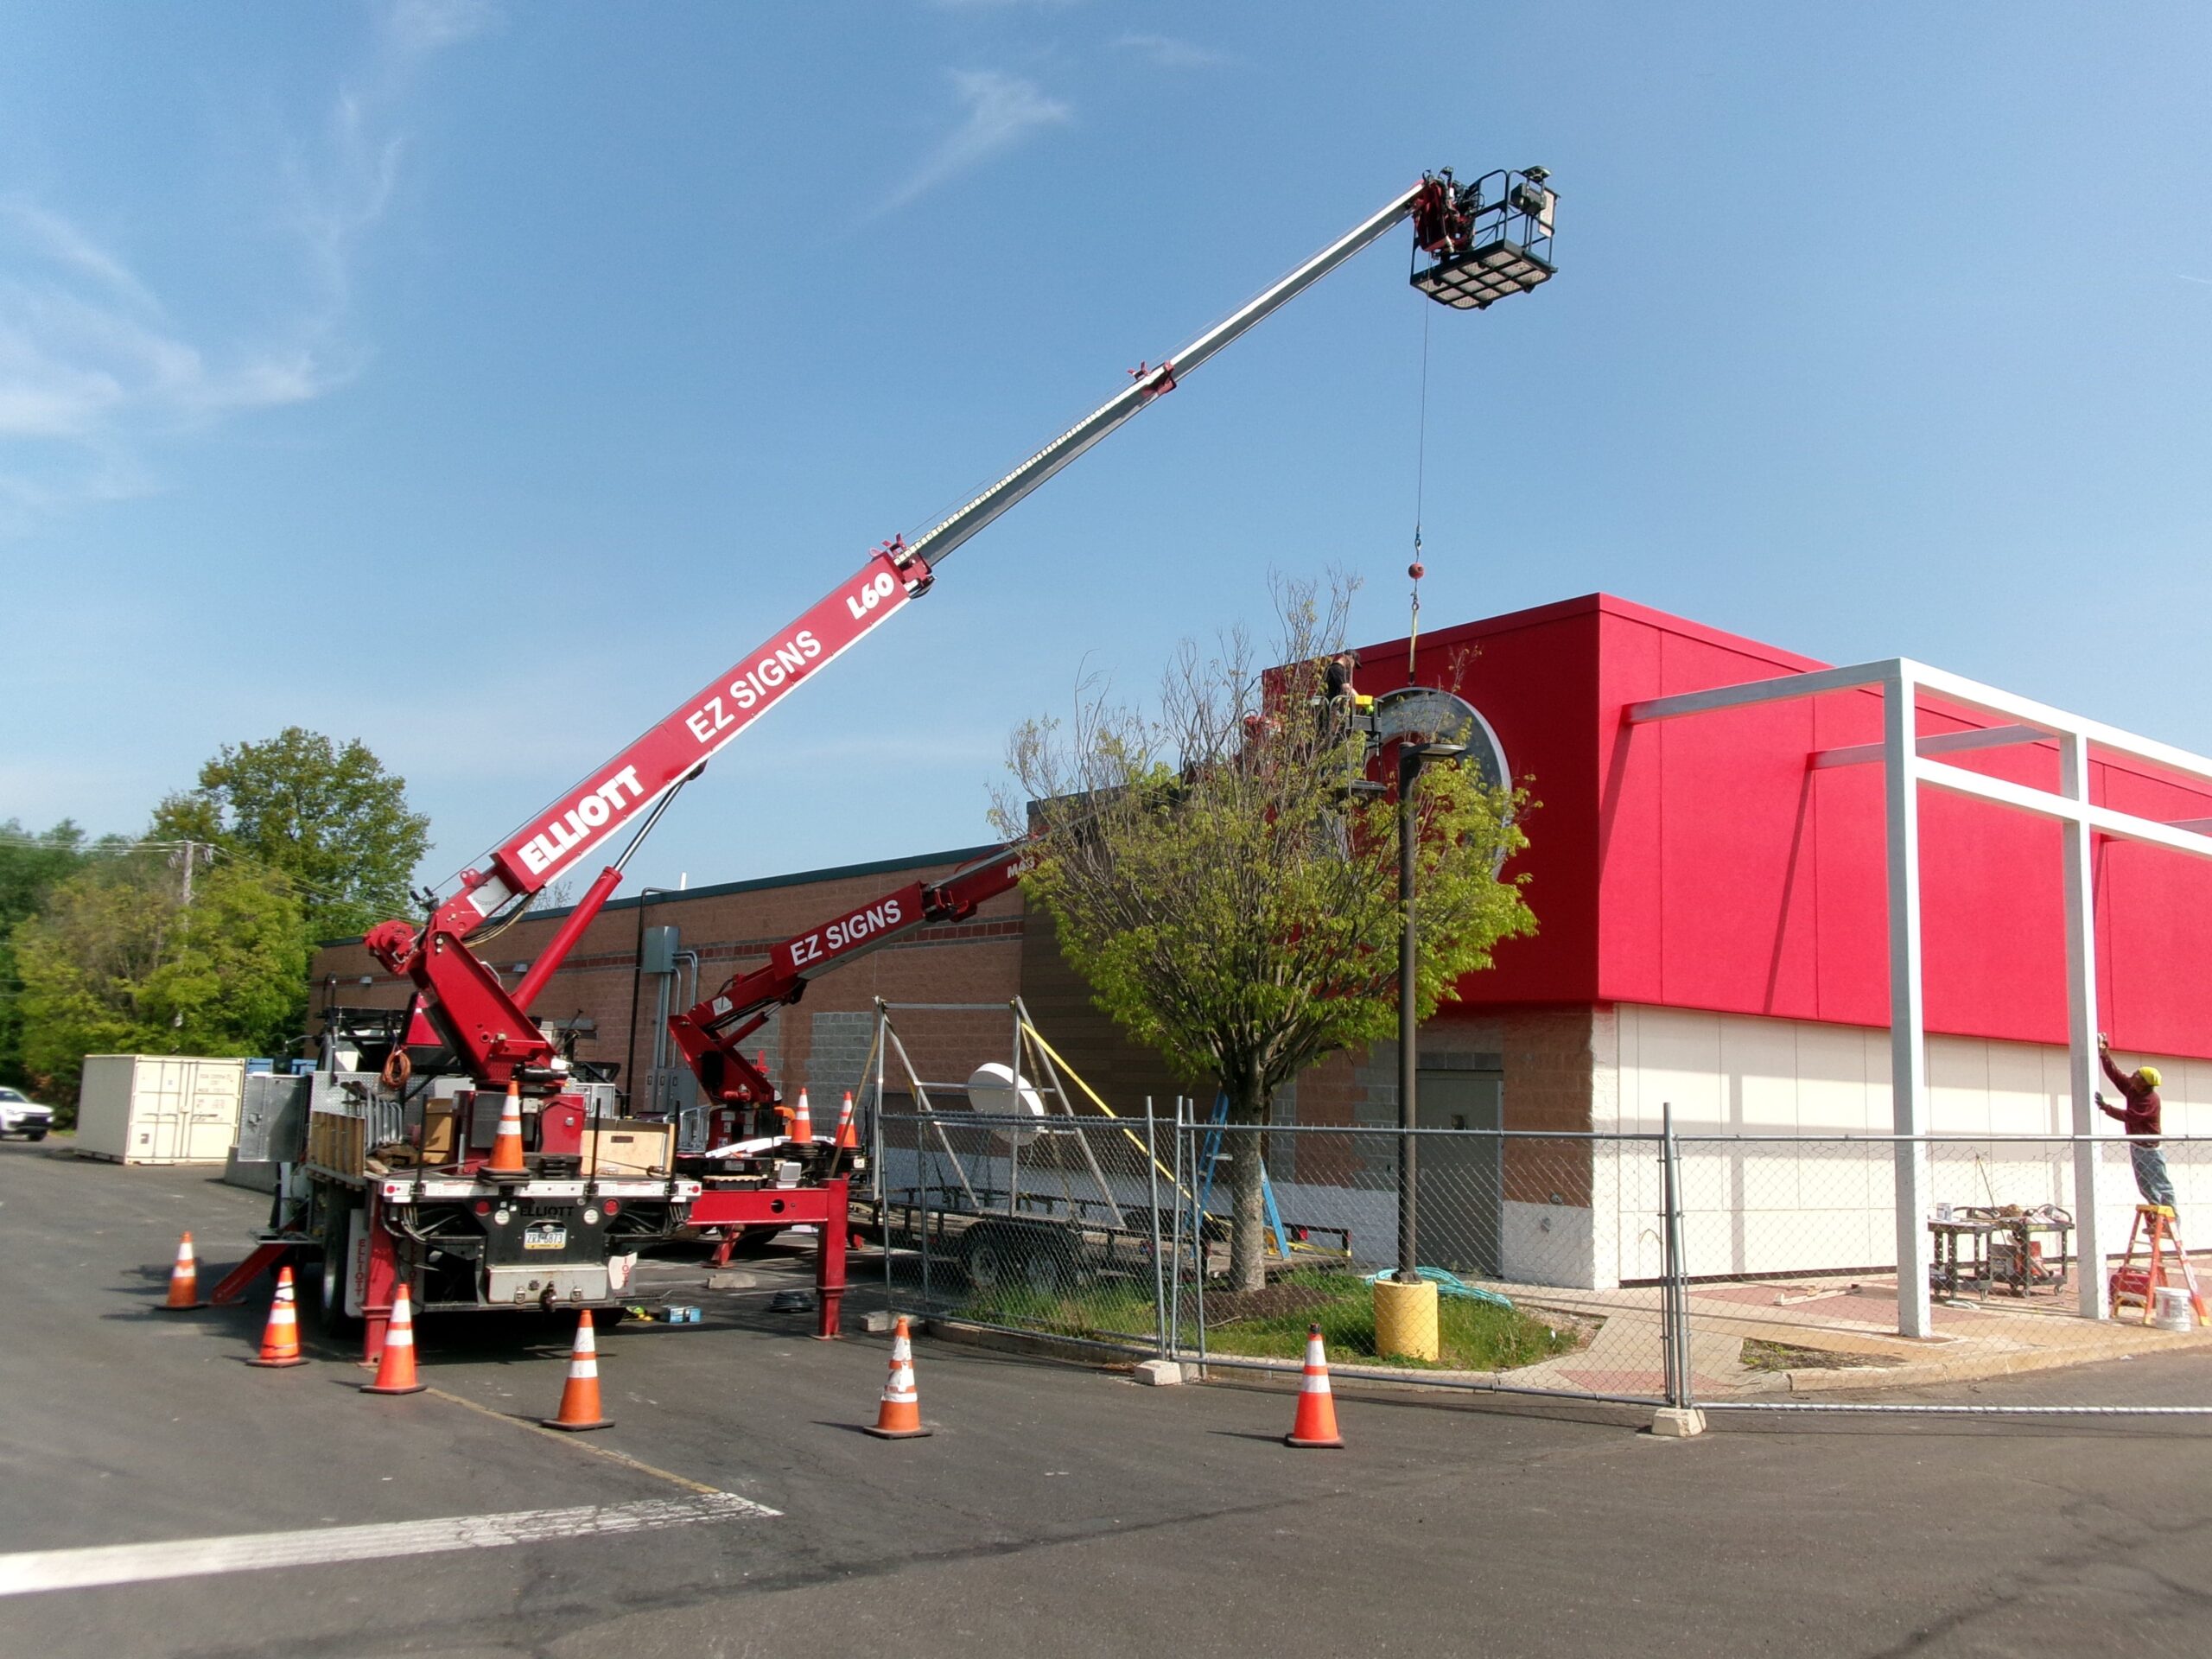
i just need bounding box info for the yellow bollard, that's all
[1372,1277,1440,1363]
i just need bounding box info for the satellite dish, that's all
[965,1062,1049,1147]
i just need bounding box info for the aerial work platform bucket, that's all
[1408,166,1557,310]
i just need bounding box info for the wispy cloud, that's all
[885,70,1073,211]
[0,0,493,521]
[2179,273,2212,289]
[1115,33,1226,70]
[0,200,324,439]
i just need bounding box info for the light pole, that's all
[1361,683,1501,1361]
[1393,734,1464,1285]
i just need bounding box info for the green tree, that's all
[996,578,1535,1292]
[0,819,103,1087]
[151,728,431,938]
[13,849,308,1110]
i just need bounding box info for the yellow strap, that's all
[1019,1020,1190,1199]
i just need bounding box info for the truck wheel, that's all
[24,1129,46,1142]
[316,1204,359,1337]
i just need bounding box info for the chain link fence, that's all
[861,1106,2212,1418]
[1676,1131,2212,1416]
[868,1107,1675,1407]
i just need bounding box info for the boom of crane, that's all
[359,165,1556,1102]
[664,842,1027,1135]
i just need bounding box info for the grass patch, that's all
[956,1268,1580,1372]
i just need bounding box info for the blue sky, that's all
[3,3,2209,904]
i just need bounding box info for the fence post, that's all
[1192,1102,1209,1379]
[1169,1097,1185,1359]
[919,1133,933,1313]
[1662,1102,1698,1410]
[1146,1096,1166,1358]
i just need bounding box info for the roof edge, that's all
[315,842,1007,950]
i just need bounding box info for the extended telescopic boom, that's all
[364,167,1555,1088]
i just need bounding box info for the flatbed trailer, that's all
[857,1183,1161,1296]
[853,1183,1353,1296]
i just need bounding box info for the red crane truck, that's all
[220,168,1557,1361]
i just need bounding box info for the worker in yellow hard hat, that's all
[2098,1033,2174,1210]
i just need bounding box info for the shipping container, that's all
[74,1055,248,1165]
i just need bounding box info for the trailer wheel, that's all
[1018,1233,1077,1297]
[962,1226,1014,1294]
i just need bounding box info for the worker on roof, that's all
[2097,1033,2174,1211]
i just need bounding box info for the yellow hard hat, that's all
[2138,1065,2163,1089]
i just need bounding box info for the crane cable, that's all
[1408,298,1432,682]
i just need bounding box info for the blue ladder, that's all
[1195,1091,1293,1259]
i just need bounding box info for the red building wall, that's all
[1358,594,2212,1061]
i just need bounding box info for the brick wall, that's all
[306,845,1025,1103]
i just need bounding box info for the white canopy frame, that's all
[1626,658,2212,1336]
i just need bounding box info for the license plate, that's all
[522,1222,568,1251]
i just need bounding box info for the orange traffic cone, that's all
[247,1265,309,1368]
[790,1088,813,1142]
[540,1311,613,1431]
[1284,1324,1344,1448]
[158,1231,206,1311]
[360,1282,428,1395]
[834,1091,859,1150]
[863,1314,931,1439]
[484,1079,526,1176]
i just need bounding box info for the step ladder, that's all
[2108,1204,2209,1327]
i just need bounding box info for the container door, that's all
[1414,1071,1503,1276]
[138,1058,188,1162]
[185,1065,241,1163]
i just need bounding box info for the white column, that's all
[1885,666,1934,1338]
[2059,731,2107,1319]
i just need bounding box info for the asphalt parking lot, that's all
[3,1138,2209,1659]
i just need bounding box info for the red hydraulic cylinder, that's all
[513,862,625,1014]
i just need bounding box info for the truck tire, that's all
[315,1201,359,1338]
[25,1129,47,1142]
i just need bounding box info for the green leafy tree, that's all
[0,819,105,1087]
[996,578,1535,1292]
[151,728,431,938]
[13,849,308,1111]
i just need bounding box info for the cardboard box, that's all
[421,1103,459,1162]
[585,1119,674,1176]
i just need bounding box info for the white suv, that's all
[0,1086,53,1141]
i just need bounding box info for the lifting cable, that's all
[1407,298,1432,682]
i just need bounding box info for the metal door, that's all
[184,1065,240,1162]
[1414,1071,1503,1276]
[140,1058,188,1162]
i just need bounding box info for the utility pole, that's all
[179,841,194,907]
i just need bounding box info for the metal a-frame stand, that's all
[862,997,1126,1228]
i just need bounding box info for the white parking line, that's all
[0,1492,779,1597]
